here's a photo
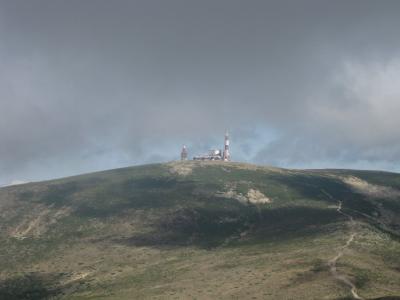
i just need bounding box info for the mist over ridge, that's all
[2,0,400,184]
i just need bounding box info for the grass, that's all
[0,161,399,299]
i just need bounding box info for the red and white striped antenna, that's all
[223,131,230,161]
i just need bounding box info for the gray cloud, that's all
[1,0,400,184]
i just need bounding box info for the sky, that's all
[2,0,400,185]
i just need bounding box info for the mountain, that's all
[0,180,28,188]
[0,161,399,300]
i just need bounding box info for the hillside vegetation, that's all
[0,161,400,299]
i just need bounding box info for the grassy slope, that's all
[0,161,399,299]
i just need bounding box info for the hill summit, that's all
[0,161,400,299]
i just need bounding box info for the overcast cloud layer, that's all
[1,0,400,185]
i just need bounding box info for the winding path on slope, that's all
[328,200,364,300]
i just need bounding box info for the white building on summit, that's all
[181,132,231,161]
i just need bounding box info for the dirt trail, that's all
[328,200,364,300]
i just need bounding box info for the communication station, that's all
[181,132,231,161]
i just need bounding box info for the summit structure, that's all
[181,145,188,161]
[183,132,231,161]
[223,131,230,161]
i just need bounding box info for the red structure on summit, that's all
[180,145,188,161]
